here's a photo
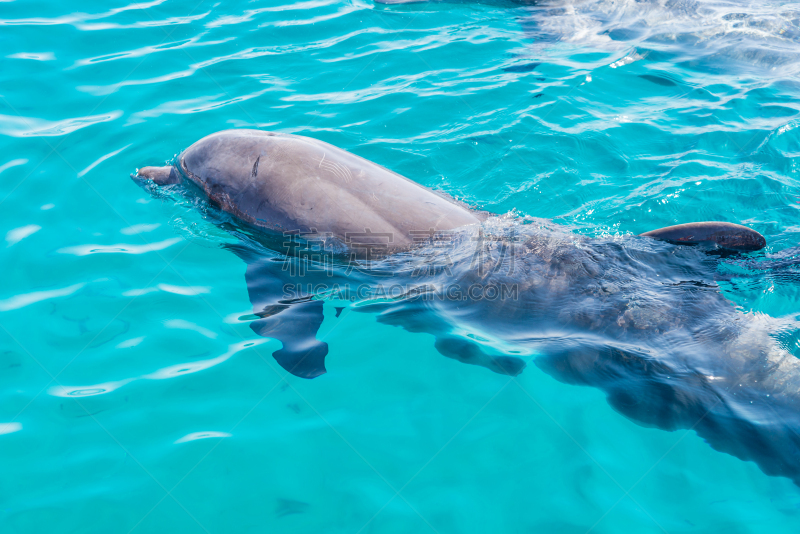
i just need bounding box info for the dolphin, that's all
[138,129,764,256]
[134,129,800,487]
[138,129,490,377]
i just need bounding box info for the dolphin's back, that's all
[180,129,480,251]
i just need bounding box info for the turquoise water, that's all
[2,0,800,532]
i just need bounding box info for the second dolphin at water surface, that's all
[135,129,800,488]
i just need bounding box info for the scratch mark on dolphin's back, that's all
[251,156,260,179]
[318,152,353,183]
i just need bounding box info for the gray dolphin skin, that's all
[139,129,481,254]
[639,221,767,251]
[134,129,800,487]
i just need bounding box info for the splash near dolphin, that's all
[131,129,800,488]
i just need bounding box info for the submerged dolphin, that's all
[135,129,800,487]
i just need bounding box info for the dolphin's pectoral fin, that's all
[230,246,329,379]
[250,299,328,379]
[367,302,526,376]
[256,303,290,318]
[640,221,766,251]
[434,336,526,376]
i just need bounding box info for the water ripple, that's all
[57,237,182,256]
[2,0,800,529]
[0,283,84,312]
[0,423,22,436]
[174,431,231,443]
[47,340,267,398]
[0,111,121,137]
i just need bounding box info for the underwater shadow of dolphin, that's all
[133,129,800,488]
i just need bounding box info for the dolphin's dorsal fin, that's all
[235,250,328,379]
[640,221,766,251]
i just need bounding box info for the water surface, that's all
[1,0,800,532]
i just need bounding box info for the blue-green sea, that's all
[2,0,800,532]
